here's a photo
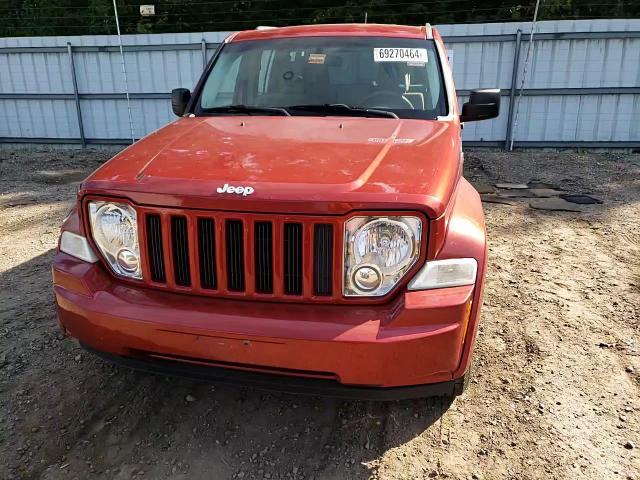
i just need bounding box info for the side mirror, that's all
[460,89,500,122]
[171,88,191,117]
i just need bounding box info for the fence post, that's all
[67,42,86,147]
[504,29,522,150]
[201,38,207,71]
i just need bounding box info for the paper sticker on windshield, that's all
[308,53,326,64]
[374,48,428,63]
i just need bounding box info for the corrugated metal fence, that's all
[1,19,639,148]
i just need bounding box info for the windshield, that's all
[196,36,448,119]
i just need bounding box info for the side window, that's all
[425,50,442,110]
[258,50,274,94]
[200,55,241,108]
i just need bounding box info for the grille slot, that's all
[225,220,245,291]
[284,223,303,295]
[171,216,191,286]
[313,224,334,296]
[197,218,217,289]
[254,221,273,293]
[145,214,166,283]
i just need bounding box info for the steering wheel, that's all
[359,90,414,109]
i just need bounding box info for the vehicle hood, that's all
[83,116,461,218]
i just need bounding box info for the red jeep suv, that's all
[53,23,500,400]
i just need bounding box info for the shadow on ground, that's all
[1,250,453,480]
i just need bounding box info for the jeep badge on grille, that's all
[216,183,255,196]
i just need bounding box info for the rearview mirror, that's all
[171,88,191,117]
[460,89,500,122]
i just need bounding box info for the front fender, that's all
[435,177,487,377]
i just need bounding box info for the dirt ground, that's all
[0,146,638,480]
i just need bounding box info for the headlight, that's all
[88,201,142,279]
[344,216,421,296]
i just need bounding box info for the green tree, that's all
[0,0,638,37]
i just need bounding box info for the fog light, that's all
[352,265,382,292]
[116,248,139,274]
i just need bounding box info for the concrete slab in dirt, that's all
[481,194,514,205]
[527,181,557,189]
[497,190,535,198]
[528,188,564,197]
[559,194,603,204]
[472,182,496,194]
[529,197,582,212]
[495,183,529,189]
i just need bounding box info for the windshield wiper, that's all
[203,105,290,116]
[286,103,398,119]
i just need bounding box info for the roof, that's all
[227,23,432,43]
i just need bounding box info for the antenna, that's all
[364,12,368,24]
[112,0,135,144]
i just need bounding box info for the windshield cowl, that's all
[200,103,399,119]
[201,104,291,116]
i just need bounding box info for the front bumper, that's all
[53,251,481,394]
[82,344,465,400]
